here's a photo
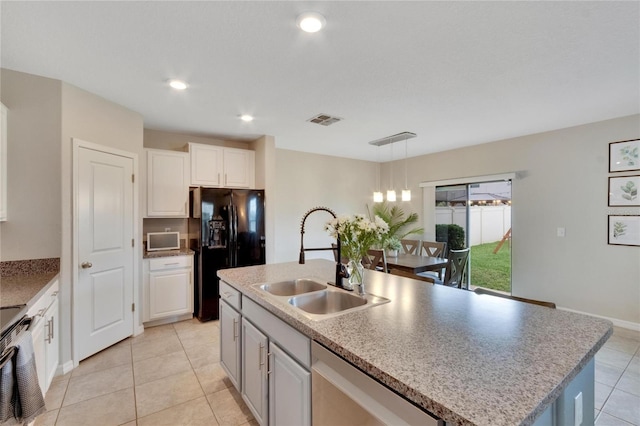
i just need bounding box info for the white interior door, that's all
[76,144,134,361]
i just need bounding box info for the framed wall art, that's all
[609,139,640,173]
[608,215,640,247]
[608,175,639,206]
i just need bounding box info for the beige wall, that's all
[1,69,144,369]
[250,135,276,263]
[380,114,640,325]
[274,149,378,264]
[0,69,62,261]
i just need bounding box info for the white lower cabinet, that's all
[220,299,241,390]
[143,256,193,323]
[219,281,311,426]
[268,341,311,426]
[241,319,268,425]
[27,279,60,395]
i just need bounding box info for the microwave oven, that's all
[146,232,180,251]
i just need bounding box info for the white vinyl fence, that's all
[435,206,511,246]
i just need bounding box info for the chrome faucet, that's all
[299,206,350,289]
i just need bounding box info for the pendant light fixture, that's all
[373,144,383,202]
[386,142,397,202]
[402,135,411,201]
[368,132,417,202]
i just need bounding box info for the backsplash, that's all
[0,257,60,277]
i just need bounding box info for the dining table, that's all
[384,253,448,274]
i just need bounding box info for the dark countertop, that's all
[218,259,613,426]
[1,270,59,335]
[1,271,59,308]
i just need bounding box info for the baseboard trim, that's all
[558,306,640,331]
[134,324,145,337]
[57,360,75,376]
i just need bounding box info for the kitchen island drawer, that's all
[220,281,241,310]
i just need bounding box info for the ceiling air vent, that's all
[307,113,343,126]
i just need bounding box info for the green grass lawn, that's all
[469,241,511,292]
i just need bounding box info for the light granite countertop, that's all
[143,247,195,259]
[217,259,612,426]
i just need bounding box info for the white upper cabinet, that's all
[146,149,189,217]
[188,142,255,188]
[0,103,7,221]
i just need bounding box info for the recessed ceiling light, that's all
[240,114,254,122]
[296,12,326,33]
[168,80,188,90]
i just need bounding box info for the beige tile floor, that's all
[35,318,256,426]
[34,320,639,426]
[595,326,640,426]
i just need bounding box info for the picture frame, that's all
[609,139,640,173]
[608,175,640,206]
[608,215,640,247]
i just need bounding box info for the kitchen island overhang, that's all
[218,259,612,426]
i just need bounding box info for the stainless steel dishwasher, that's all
[311,342,442,426]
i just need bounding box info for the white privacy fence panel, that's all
[436,206,511,246]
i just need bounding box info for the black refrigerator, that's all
[189,188,265,321]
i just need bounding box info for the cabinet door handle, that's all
[225,173,227,186]
[266,351,273,375]
[81,261,93,269]
[50,316,54,340]
[259,342,265,370]
[45,318,52,343]
[221,292,232,299]
[232,318,238,341]
[217,173,221,185]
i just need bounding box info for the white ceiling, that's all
[1,1,638,162]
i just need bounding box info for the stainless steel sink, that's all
[288,290,389,318]
[260,278,327,296]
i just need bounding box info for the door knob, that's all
[81,262,93,269]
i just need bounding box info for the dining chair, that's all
[418,241,447,279]
[473,288,556,309]
[400,239,420,255]
[362,249,387,272]
[419,241,446,258]
[389,268,435,283]
[419,248,470,288]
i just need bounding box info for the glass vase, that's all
[347,258,365,290]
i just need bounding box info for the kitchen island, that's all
[218,259,612,426]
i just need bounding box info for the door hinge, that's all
[132,303,135,312]
[132,174,135,183]
[132,238,135,247]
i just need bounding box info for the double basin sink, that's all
[257,278,389,320]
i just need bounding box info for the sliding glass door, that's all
[435,180,512,293]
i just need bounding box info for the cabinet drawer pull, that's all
[233,318,238,341]
[221,292,232,299]
[259,343,264,370]
[266,351,273,375]
[37,309,46,318]
[164,262,180,266]
[51,291,59,297]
